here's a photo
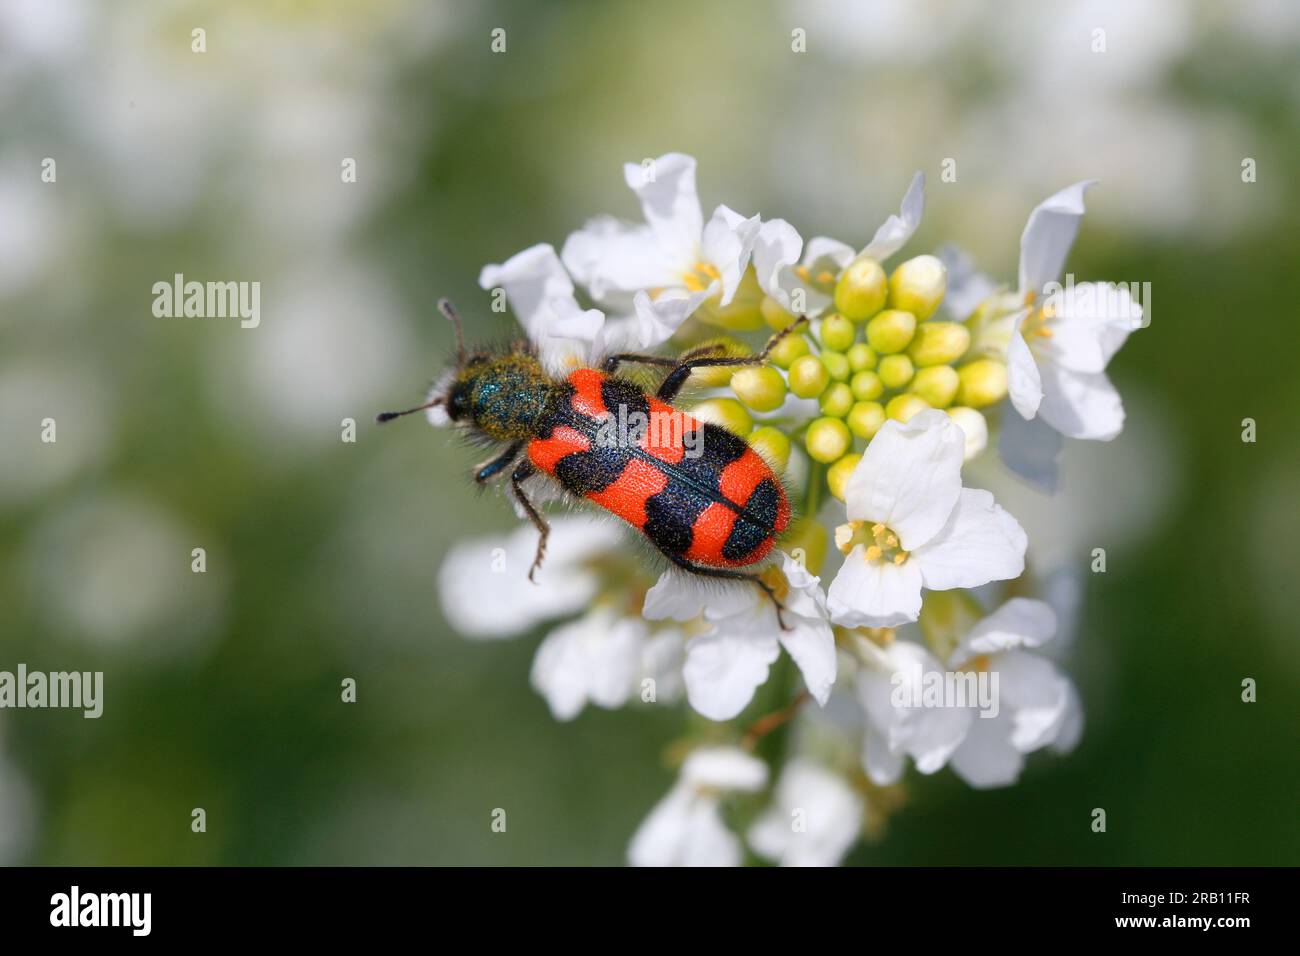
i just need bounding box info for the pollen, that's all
[681,261,722,293]
[835,520,910,566]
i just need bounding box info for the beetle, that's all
[377,299,807,620]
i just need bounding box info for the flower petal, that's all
[844,409,964,548]
[827,546,924,628]
[529,609,643,720]
[682,624,781,721]
[778,615,837,706]
[858,639,971,776]
[681,745,769,791]
[949,597,1057,667]
[937,244,1000,321]
[1018,180,1096,296]
[1006,310,1043,421]
[1037,363,1126,440]
[628,787,741,867]
[700,204,760,305]
[949,711,1025,789]
[996,649,1074,752]
[632,288,713,348]
[861,171,925,262]
[478,243,574,341]
[1041,282,1143,374]
[913,488,1027,591]
[752,218,803,304]
[623,152,703,268]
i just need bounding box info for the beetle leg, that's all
[510,461,550,582]
[664,553,791,631]
[656,316,809,402]
[474,441,522,484]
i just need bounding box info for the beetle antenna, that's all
[375,397,442,424]
[438,298,467,365]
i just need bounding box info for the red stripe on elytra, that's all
[640,397,693,464]
[686,502,740,565]
[566,368,609,421]
[719,448,769,507]
[527,425,591,474]
[587,458,668,529]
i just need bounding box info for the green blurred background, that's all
[0,0,1296,865]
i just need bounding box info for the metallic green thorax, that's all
[454,352,559,442]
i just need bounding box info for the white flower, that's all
[437,515,624,639]
[1006,182,1144,441]
[529,606,684,721]
[560,152,759,346]
[946,598,1083,789]
[827,410,1027,628]
[643,551,836,721]
[478,242,611,371]
[854,635,973,785]
[747,759,863,867]
[753,171,924,315]
[628,746,767,867]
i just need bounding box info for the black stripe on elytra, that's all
[644,478,714,558]
[722,477,780,561]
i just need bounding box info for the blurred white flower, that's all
[945,598,1083,788]
[827,411,1027,628]
[855,636,972,785]
[561,152,760,344]
[643,551,836,721]
[1004,183,1144,441]
[747,759,863,866]
[628,746,767,867]
[753,171,924,315]
[438,515,624,639]
[529,607,684,721]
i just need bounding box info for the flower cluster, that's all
[436,153,1141,866]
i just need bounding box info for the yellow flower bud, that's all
[877,353,915,390]
[768,330,810,369]
[887,254,947,320]
[819,314,856,352]
[906,321,971,367]
[760,294,796,331]
[833,256,888,321]
[731,365,788,413]
[865,309,917,354]
[846,342,877,372]
[827,452,863,503]
[945,406,988,461]
[909,365,959,408]
[955,359,1008,408]
[805,417,852,463]
[847,401,886,440]
[788,354,830,398]
[748,425,792,474]
[886,393,930,423]
[697,266,764,331]
[820,351,851,383]
[690,397,753,435]
[850,369,884,401]
[819,382,854,418]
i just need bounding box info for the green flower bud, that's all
[748,425,792,474]
[690,397,753,435]
[887,254,947,321]
[847,401,886,440]
[730,365,788,412]
[846,342,878,372]
[760,294,797,331]
[955,359,1008,408]
[819,313,856,352]
[783,517,829,576]
[909,365,959,408]
[886,393,930,423]
[877,353,915,390]
[946,406,988,461]
[907,321,971,367]
[827,452,863,503]
[819,382,854,418]
[850,369,884,401]
[768,330,811,369]
[833,256,887,321]
[865,309,917,354]
[820,351,851,383]
[805,417,852,464]
[788,354,830,398]
[697,266,765,331]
